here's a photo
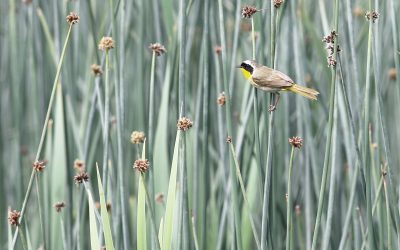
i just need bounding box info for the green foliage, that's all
[1,0,400,249]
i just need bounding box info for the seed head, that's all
[215,46,222,55]
[226,136,232,144]
[74,159,85,172]
[54,202,66,212]
[149,43,167,56]
[241,6,258,18]
[130,131,145,144]
[388,68,397,81]
[74,171,89,185]
[155,193,165,203]
[33,160,47,172]
[8,210,21,226]
[66,12,79,25]
[289,136,303,149]
[365,10,379,23]
[133,159,150,173]
[177,117,193,131]
[217,92,226,106]
[98,37,115,51]
[353,7,364,17]
[91,64,103,76]
[295,205,301,216]
[274,0,284,8]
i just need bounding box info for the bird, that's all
[237,59,319,111]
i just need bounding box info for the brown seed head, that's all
[149,43,167,56]
[66,12,79,25]
[130,131,146,144]
[91,64,103,76]
[289,136,303,149]
[155,193,165,204]
[133,159,150,173]
[74,159,85,172]
[177,117,193,131]
[33,160,47,172]
[285,193,289,202]
[295,205,301,216]
[8,210,21,226]
[215,46,222,55]
[388,68,397,81]
[353,7,364,17]
[241,6,258,18]
[74,171,89,185]
[217,92,226,106]
[98,37,115,51]
[226,136,232,144]
[22,0,32,4]
[54,202,66,213]
[365,10,379,23]
[106,202,112,212]
[274,0,284,8]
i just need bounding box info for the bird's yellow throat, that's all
[241,68,252,79]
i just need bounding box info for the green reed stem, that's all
[311,0,339,248]
[11,24,73,249]
[286,146,295,250]
[362,0,375,248]
[102,50,110,197]
[35,175,46,250]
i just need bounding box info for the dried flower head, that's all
[217,92,226,106]
[74,159,85,172]
[215,46,222,55]
[274,0,284,8]
[54,202,66,212]
[8,210,21,226]
[226,136,232,144]
[98,37,115,51]
[106,202,112,212]
[295,205,301,216]
[353,7,364,17]
[289,136,303,149]
[388,68,397,81]
[177,117,193,131]
[155,193,165,203]
[130,131,145,144]
[133,159,150,173]
[149,43,167,56]
[66,12,79,25]
[22,0,32,5]
[365,10,379,23]
[91,64,103,76]
[241,6,258,18]
[323,31,339,67]
[74,171,89,184]
[33,160,47,172]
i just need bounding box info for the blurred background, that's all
[0,0,399,249]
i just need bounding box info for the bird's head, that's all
[237,60,257,79]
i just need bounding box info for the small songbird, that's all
[237,60,319,111]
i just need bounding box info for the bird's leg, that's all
[268,92,280,112]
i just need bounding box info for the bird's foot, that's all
[268,105,277,112]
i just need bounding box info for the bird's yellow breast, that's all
[241,68,252,79]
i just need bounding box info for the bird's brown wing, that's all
[252,66,293,90]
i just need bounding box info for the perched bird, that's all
[237,60,319,111]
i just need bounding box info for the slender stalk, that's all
[114,49,129,250]
[35,175,46,250]
[261,1,279,248]
[217,0,241,248]
[11,24,74,248]
[310,0,339,248]
[141,174,162,250]
[229,143,261,250]
[286,146,295,250]
[383,177,391,250]
[251,16,263,190]
[362,0,375,248]
[102,51,110,197]
[148,51,156,160]
[191,216,200,250]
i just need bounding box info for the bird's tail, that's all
[287,84,319,100]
